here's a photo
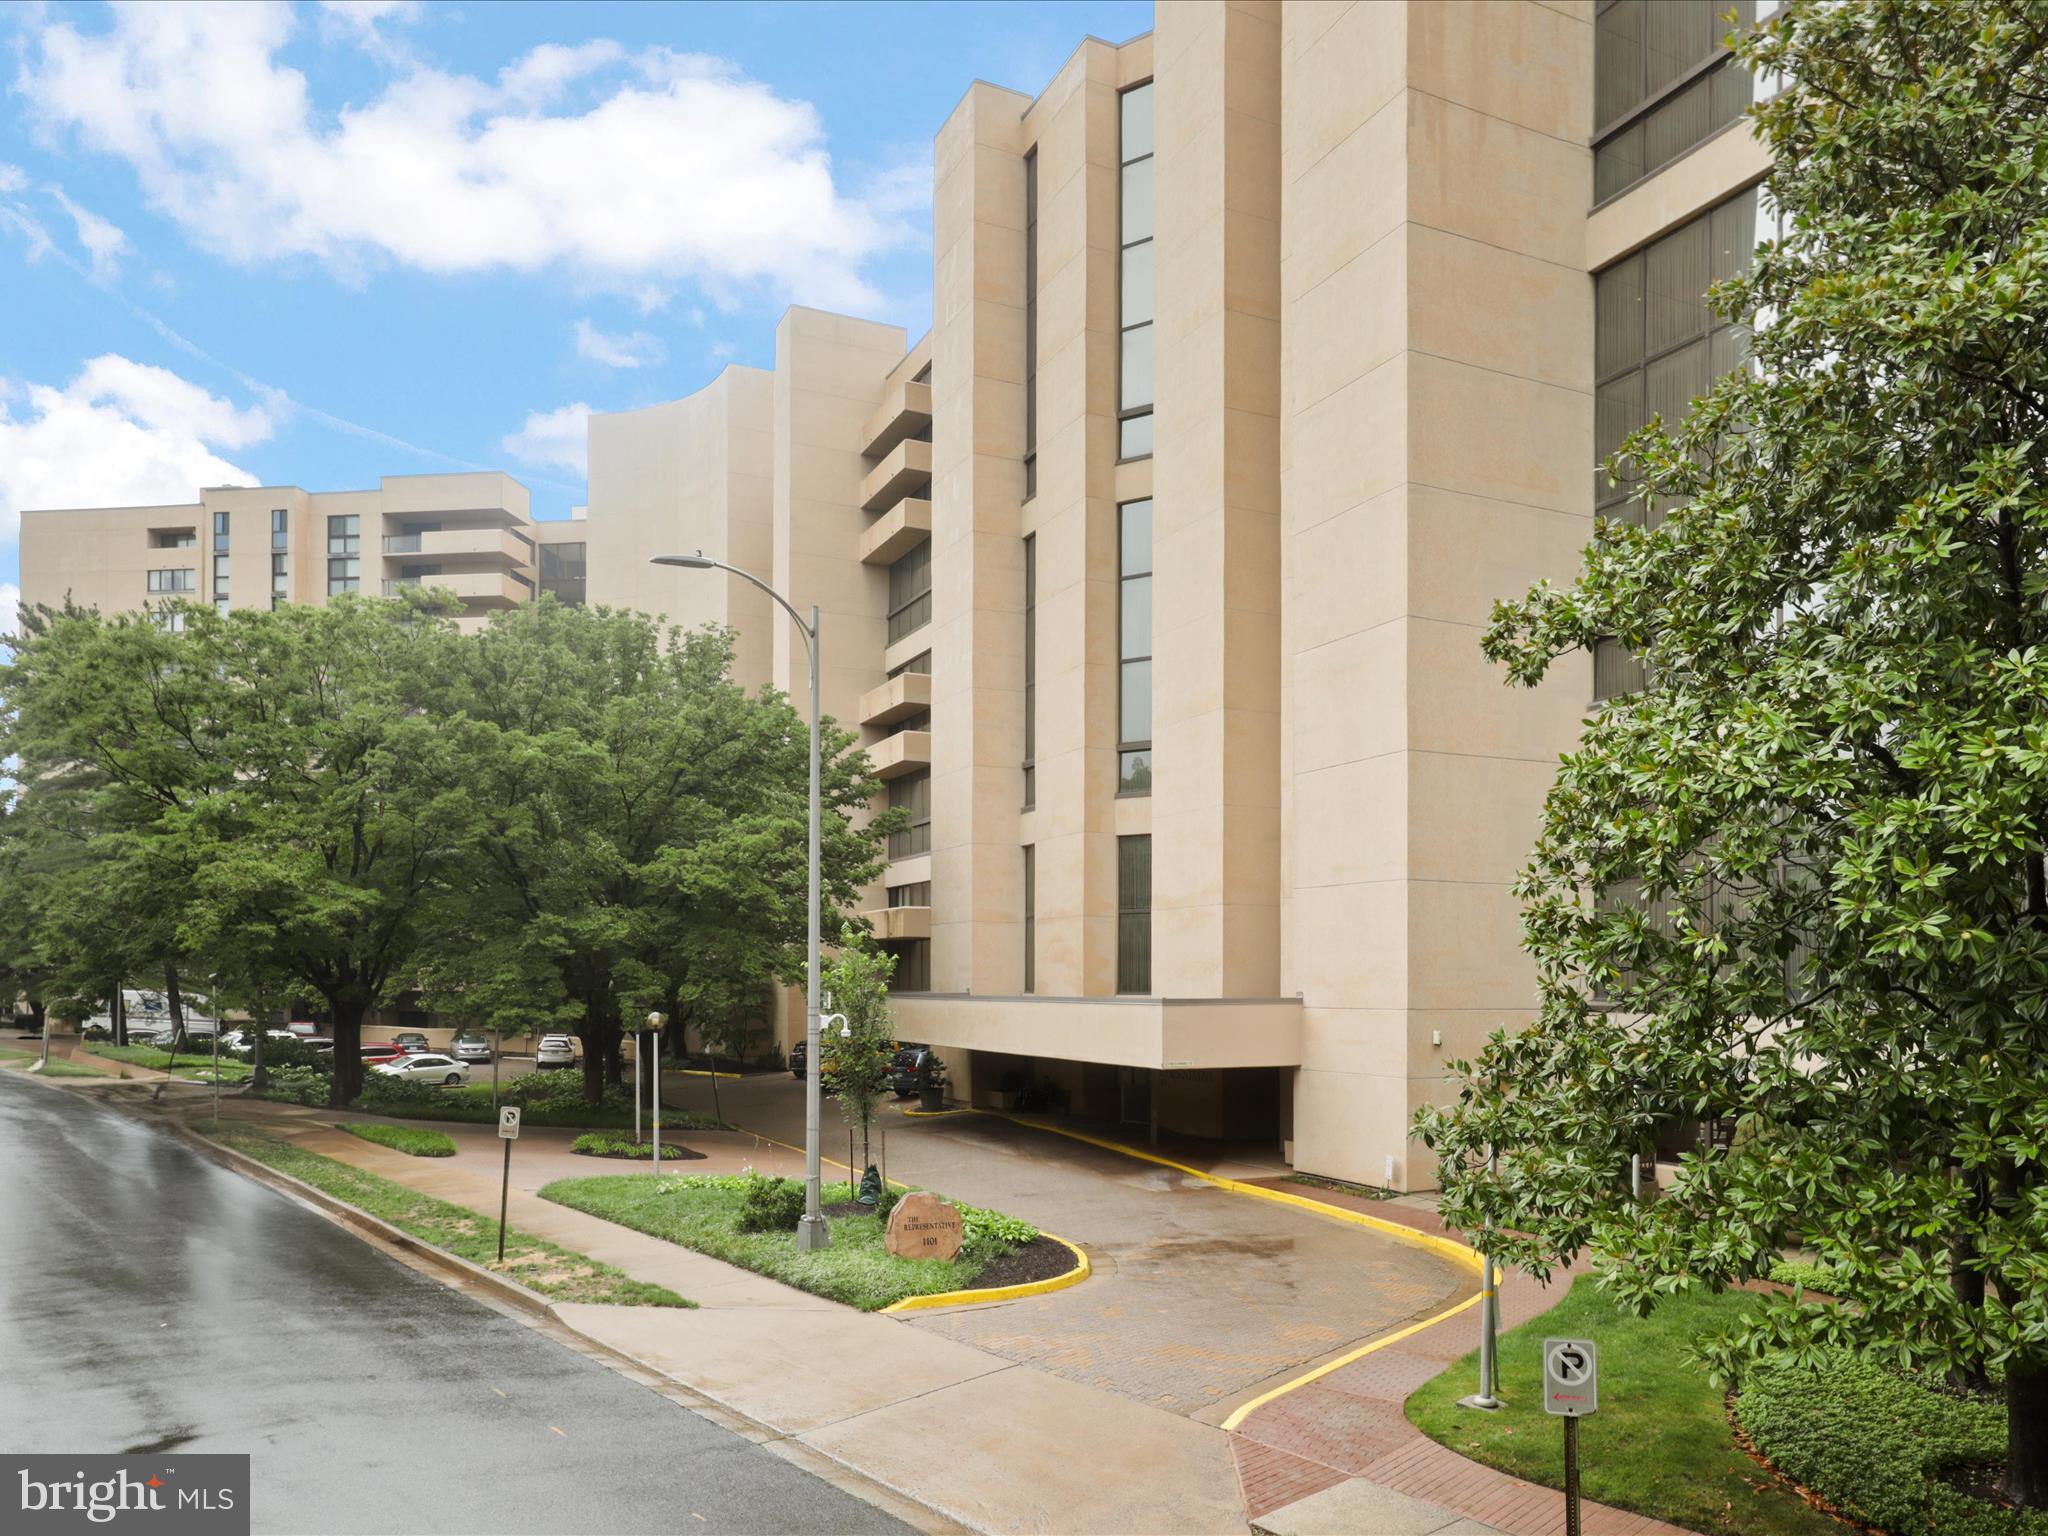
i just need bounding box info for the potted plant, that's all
[920,1055,949,1113]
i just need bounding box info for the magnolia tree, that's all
[1418,0,2048,1506]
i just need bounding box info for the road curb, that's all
[165,1118,557,1321]
[880,1231,1092,1313]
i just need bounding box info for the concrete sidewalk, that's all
[173,1098,1248,1535]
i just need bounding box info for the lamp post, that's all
[652,551,829,1252]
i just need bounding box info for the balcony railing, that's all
[382,533,423,554]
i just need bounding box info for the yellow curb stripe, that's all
[1217,1291,1484,1432]
[898,1106,973,1118]
[880,1232,1091,1313]
[668,1068,744,1079]
[987,1111,1484,1276]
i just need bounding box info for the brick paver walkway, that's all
[1228,1183,1689,1536]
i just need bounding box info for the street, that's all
[0,1075,912,1536]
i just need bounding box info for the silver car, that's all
[374,1053,468,1086]
[448,1033,494,1063]
[536,1034,577,1069]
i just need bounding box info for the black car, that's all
[890,1046,939,1099]
[788,1038,807,1079]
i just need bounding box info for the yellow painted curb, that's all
[670,1067,744,1079]
[990,1112,1485,1277]
[898,1105,973,1118]
[1218,1290,1484,1431]
[880,1232,1091,1313]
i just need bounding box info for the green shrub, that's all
[254,1067,330,1106]
[569,1132,692,1159]
[344,1123,457,1157]
[959,1204,1038,1262]
[1766,1258,1839,1296]
[1737,1350,2048,1535]
[736,1175,807,1233]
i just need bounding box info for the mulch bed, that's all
[959,1234,1075,1290]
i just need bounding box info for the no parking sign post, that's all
[1542,1337,1598,1536]
[497,1105,521,1262]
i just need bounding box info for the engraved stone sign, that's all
[885,1191,964,1261]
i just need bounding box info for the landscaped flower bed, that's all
[540,1173,1068,1311]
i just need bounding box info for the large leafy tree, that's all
[1418,0,2048,1506]
[420,601,889,1104]
[821,924,898,1178]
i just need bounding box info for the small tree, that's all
[821,925,896,1178]
[1420,0,2048,1507]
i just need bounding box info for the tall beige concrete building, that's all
[17,0,1772,1189]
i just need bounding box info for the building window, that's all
[1022,534,1036,809]
[1593,637,1649,700]
[1118,499,1153,795]
[1023,147,1039,499]
[889,769,931,860]
[1594,0,1758,203]
[326,514,361,595]
[145,568,195,593]
[885,940,931,993]
[1595,188,1756,523]
[212,510,230,551]
[539,541,587,606]
[887,538,932,644]
[271,508,288,551]
[1022,845,1035,995]
[1117,834,1151,994]
[888,882,931,907]
[155,609,187,633]
[889,651,931,678]
[212,553,230,606]
[150,528,197,549]
[1118,82,1155,460]
[271,552,288,609]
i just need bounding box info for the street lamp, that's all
[652,551,829,1252]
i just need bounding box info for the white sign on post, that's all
[498,1105,522,1140]
[1542,1337,1598,1417]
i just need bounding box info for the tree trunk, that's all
[28,998,46,1036]
[604,1035,624,1093]
[1951,1230,1992,1393]
[249,984,268,1092]
[112,984,128,1047]
[579,1026,606,1105]
[327,997,366,1107]
[2007,1358,2048,1508]
[165,966,186,1049]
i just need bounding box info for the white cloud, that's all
[19,3,909,309]
[315,1,422,65]
[574,318,662,369]
[0,583,18,640]
[0,163,26,193]
[0,355,270,548]
[501,402,589,478]
[46,186,127,280]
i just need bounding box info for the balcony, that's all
[860,439,932,514]
[382,569,529,607]
[861,379,932,459]
[382,527,531,565]
[858,499,931,566]
[859,671,932,728]
[869,729,932,780]
[860,904,932,942]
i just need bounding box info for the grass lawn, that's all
[85,1042,253,1079]
[1406,1274,1845,1536]
[542,1175,1028,1312]
[207,1126,690,1309]
[0,1049,110,1077]
[344,1122,457,1157]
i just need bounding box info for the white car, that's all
[536,1034,577,1069]
[374,1052,469,1085]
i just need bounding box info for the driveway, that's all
[663,1071,1473,1423]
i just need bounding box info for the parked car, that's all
[890,1045,941,1099]
[286,1022,323,1039]
[448,1033,493,1063]
[359,1042,406,1067]
[303,1039,335,1054]
[536,1034,577,1069]
[374,1053,468,1085]
[788,1038,807,1079]
[392,1031,432,1054]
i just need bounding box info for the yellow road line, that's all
[1218,1291,1484,1432]
[880,1233,1092,1313]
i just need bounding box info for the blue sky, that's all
[0,0,1153,628]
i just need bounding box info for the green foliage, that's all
[736,1174,808,1233]
[569,1132,700,1159]
[84,1042,250,1079]
[1766,1260,1840,1297]
[1407,1277,1844,1536]
[959,1206,1039,1260]
[210,1127,688,1308]
[342,1123,458,1158]
[821,925,898,1168]
[540,1176,1035,1312]
[1415,1,2048,1484]
[1739,1352,2048,1536]
[252,1066,330,1106]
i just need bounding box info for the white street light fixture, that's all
[652,552,830,1251]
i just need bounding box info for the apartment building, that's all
[15,0,1772,1189]
[18,472,590,632]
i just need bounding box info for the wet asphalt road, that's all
[0,1076,911,1536]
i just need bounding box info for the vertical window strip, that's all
[1022,534,1036,809]
[1117,834,1151,994]
[1118,499,1153,795]
[1118,81,1155,461]
[1023,148,1038,500]
[1022,845,1035,995]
